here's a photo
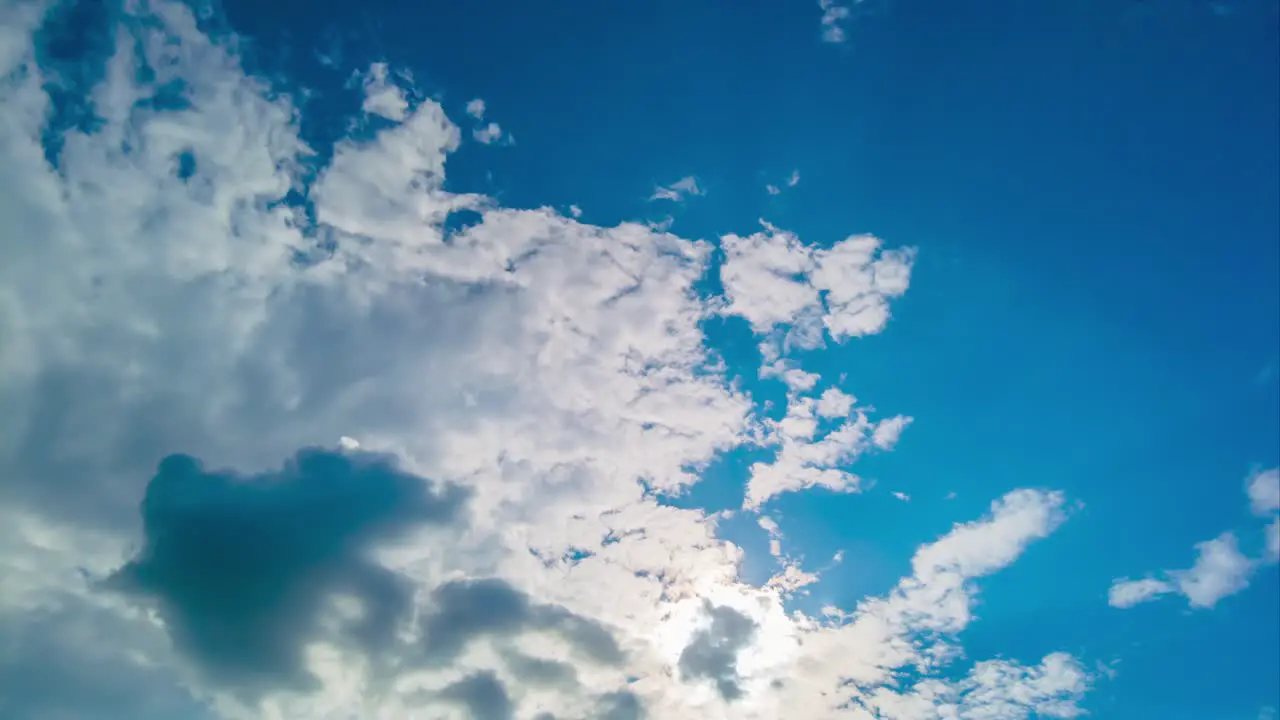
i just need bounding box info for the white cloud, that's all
[891,491,910,502]
[1110,466,1280,610]
[650,175,704,202]
[462,98,511,145]
[1110,534,1256,611]
[719,221,914,340]
[360,62,410,120]
[0,4,1091,719]
[815,387,855,418]
[1247,467,1280,516]
[777,489,1085,718]
[1107,577,1173,608]
[742,375,911,509]
[1172,533,1254,608]
[472,120,511,145]
[871,414,912,450]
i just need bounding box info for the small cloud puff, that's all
[464,98,513,145]
[473,121,511,145]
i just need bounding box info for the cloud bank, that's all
[0,2,1094,718]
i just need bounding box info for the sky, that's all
[0,0,1277,719]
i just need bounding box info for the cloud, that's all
[474,121,511,145]
[765,169,800,196]
[1170,533,1254,608]
[677,601,758,701]
[819,0,853,43]
[719,221,914,340]
[0,3,1095,718]
[462,97,511,144]
[1110,466,1280,610]
[743,376,912,508]
[1247,467,1280,516]
[438,671,514,720]
[756,515,828,596]
[420,577,626,669]
[361,62,410,120]
[103,449,469,693]
[778,489,1085,717]
[1107,577,1173,608]
[815,387,855,418]
[650,175,704,202]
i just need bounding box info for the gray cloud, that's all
[438,671,514,720]
[595,690,646,720]
[677,601,758,701]
[0,595,215,720]
[420,577,627,668]
[501,648,580,687]
[104,448,470,694]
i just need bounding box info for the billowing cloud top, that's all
[0,2,1097,719]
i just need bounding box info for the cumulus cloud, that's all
[0,3,1093,718]
[1110,466,1280,610]
[650,175,704,202]
[719,221,914,341]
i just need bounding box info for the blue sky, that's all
[1,0,1277,718]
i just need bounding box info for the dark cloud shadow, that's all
[596,689,646,720]
[677,601,757,702]
[104,447,470,694]
[439,670,514,720]
[419,577,626,669]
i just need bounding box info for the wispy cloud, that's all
[819,0,853,43]
[766,169,801,195]
[650,175,705,202]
